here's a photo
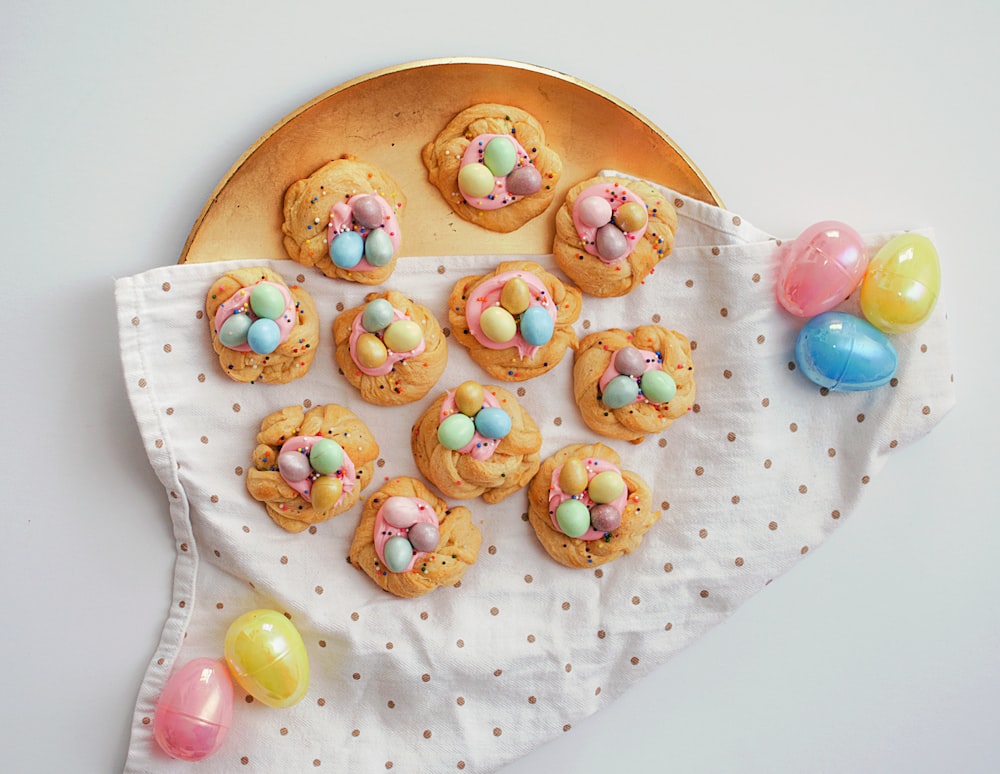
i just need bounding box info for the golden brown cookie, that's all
[421,103,562,232]
[332,290,448,406]
[246,404,379,533]
[411,381,542,504]
[281,155,406,284]
[349,476,482,598]
[527,443,660,569]
[573,326,695,444]
[448,260,582,382]
[206,266,319,384]
[553,175,678,297]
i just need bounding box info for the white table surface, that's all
[3,1,997,772]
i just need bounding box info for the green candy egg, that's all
[309,439,344,475]
[437,413,475,450]
[382,536,414,573]
[249,283,286,320]
[458,162,496,198]
[601,374,640,409]
[383,319,423,353]
[588,470,625,504]
[361,298,395,332]
[556,499,591,539]
[219,313,252,348]
[363,227,394,267]
[483,136,517,177]
[640,369,677,403]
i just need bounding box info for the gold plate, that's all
[179,57,722,264]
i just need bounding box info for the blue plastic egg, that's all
[329,230,364,268]
[518,305,554,346]
[246,317,281,355]
[474,407,512,439]
[794,311,897,391]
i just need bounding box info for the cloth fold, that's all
[116,183,955,773]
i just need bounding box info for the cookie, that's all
[553,175,678,297]
[246,404,379,533]
[411,381,542,504]
[573,325,695,444]
[448,260,582,381]
[333,290,448,406]
[349,476,482,598]
[421,103,562,232]
[527,443,660,569]
[281,155,406,284]
[206,266,319,384]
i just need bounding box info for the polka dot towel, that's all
[115,180,955,772]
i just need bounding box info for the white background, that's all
[3,1,997,772]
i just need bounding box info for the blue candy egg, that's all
[329,231,364,268]
[246,318,281,355]
[474,407,512,439]
[794,311,897,391]
[518,305,554,346]
[383,536,414,573]
[219,314,252,348]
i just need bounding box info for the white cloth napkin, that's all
[115,183,955,773]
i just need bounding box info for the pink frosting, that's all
[326,193,402,272]
[374,496,439,573]
[464,270,557,358]
[438,389,504,461]
[213,281,296,352]
[347,307,427,376]
[458,133,536,210]
[548,458,628,541]
[598,347,666,405]
[277,435,356,506]
[572,182,648,264]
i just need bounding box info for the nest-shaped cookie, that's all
[246,404,379,532]
[448,260,582,382]
[527,443,660,569]
[332,290,448,406]
[281,155,406,285]
[349,476,482,598]
[421,103,562,233]
[553,175,678,297]
[573,325,696,444]
[205,266,319,384]
[411,384,542,503]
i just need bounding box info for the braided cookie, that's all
[448,260,582,382]
[281,155,406,285]
[573,325,695,444]
[246,404,379,533]
[553,175,677,297]
[333,290,447,406]
[411,381,542,504]
[206,266,319,384]
[527,443,659,569]
[421,103,562,232]
[349,476,482,598]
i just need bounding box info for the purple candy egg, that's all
[595,223,628,262]
[277,450,311,482]
[589,503,622,533]
[351,195,384,230]
[613,346,646,377]
[505,165,542,196]
[407,522,440,552]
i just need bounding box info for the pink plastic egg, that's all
[153,657,234,761]
[776,220,868,317]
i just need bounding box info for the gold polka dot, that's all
[727,431,736,442]
[761,397,770,407]
[553,417,562,426]
[517,387,526,396]
[732,215,742,226]
[216,602,224,609]
[799,484,808,494]
[315,586,324,595]
[195,310,204,320]
[456,639,464,648]
[789,422,798,432]
[420,611,429,620]
[857,413,866,423]
[493,728,502,737]
[377,458,386,468]
[731,495,740,504]
[664,623,673,631]
[922,405,931,415]
[698,529,708,539]
[563,724,572,732]
[561,601,571,610]
[695,466,704,476]
[524,574,533,583]
[564,663,572,672]
[197,373,206,383]
[801,546,809,554]
[658,438,667,448]
[131,316,140,326]
[528,695,537,704]
[631,656,640,665]
[280,556,288,565]
[353,673,361,680]
[861,475,870,484]
[387,700,395,708]
[303,398,313,408]
[163,343,172,353]
[490,607,499,616]
[764,459,772,469]
[155,439,163,449]
[828,448,836,457]
[920,343,928,353]
[661,500,670,510]
[699,590,709,599]
[595,687,602,696]
[756,334,765,344]
[594,568,604,578]
[423,730,432,739]
[720,308,729,318]
[437,265,446,274]
[241,756,249,765]
[137,378,147,388]
[631,596,641,605]
[297,274,306,283]
[280,727,288,736]
[458,762,466,770]
[674,197,684,208]
[318,698,326,706]
[456,697,464,706]
[598,629,606,639]
[210,495,219,503]
[386,763,393,770]
[141,716,151,725]
[161,282,171,292]
[735,557,744,567]
[166,407,174,415]
[889,440,898,449]
[582,319,591,329]
[831,510,842,520]
[752,272,761,283]
[336,302,345,311]
[711,246,721,256]
[686,279,694,288]
[769,521,778,530]
[527,634,535,643]
[351,612,360,621]
[723,369,732,379]
[663,562,673,573]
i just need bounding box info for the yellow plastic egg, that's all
[310,475,343,512]
[355,332,388,369]
[588,470,625,504]
[859,233,940,333]
[500,277,531,315]
[479,305,517,343]
[454,381,485,416]
[383,319,423,353]
[558,459,589,496]
[614,201,648,232]
[223,609,309,708]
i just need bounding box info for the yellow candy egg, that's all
[859,233,941,334]
[454,381,485,416]
[311,476,343,512]
[479,305,517,343]
[588,470,625,504]
[458,162,496,198]
[500,277,531,315]
[355,332,388,369]
[614,201,648,232]
[383,319,423,353]
[558,459,589,496]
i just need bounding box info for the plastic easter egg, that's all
[506,165,541,196]
[640,369,677,404]
[454,381,485,416]
[776,220,868,317]
[383,536,414,572]
[277,450,311,483]
[860,233,940,333]
[246,317,280,355]
[589,503,622,533]
[794,311,898,391]
[458,162,496,198]
[438,412,476,450]
[309,439,344,475]
[479,305,517,343]
[249,283,285,320]
[556,498,591,539]
[558,459,589,496]
[474,407,512,439]
[362,298,395,332]
[224,609,309,708]
[614,201,648,232]
[219,313,252,348]
[363,227,395,267]
[483,136,517,177]
[383,319,423,353]
[588,470,625,504]
[352,195,384,230]
[601,374,640,409]
[613,346,646,377]
[310,475,343,512]
[519,305,554,346]
[329,230,364,268]
[153,657,234,761]
[355,332,389,369]
[500,277,531,315]
[595,223,629,261]
[381,496,423,529]
[577,195,612,228]
[408,522,440,553]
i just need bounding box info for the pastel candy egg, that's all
[249,283,285,320]
[614,201,648,232]
[383,319,423,353]
[363,227,395,267]
[246,317,280,355]
[309,439,344,474]
[329,230,364,268]
[601,374,640,409]
[558,458,588,496]
[479,305,517,343]
[556,498,592,539]
[219,313,252,348]
[613,346,646,377]
[589,503,622,533]
[355,332,388,369]
[223,609,309,708]
[776,220,869,317]
[277,450,311,482]
[361,298,395,332]
[153,658,234,761]
[640,369,677,404]
[408,522,440,553]
[505,165,541,196]
[381,496,424,529]
[474,406,512,439]
[577,195,613,228]
[351,195,384,230]
[382,536,414,572]
[483,136,517,177]
[458,162,496,199]
[500,277,531,315]
[588,469,625,504]
[519,305,554,346]
[454,381,485,416]
[438,412,476,450]
[595,223,629,262]
[860,233,940,333]
[310,476,343,512]
[794,311,898,391]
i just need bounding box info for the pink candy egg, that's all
[381,496,426,529]
[776,220,868,317]
[153,658,234,761]
[577,195,612,228]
